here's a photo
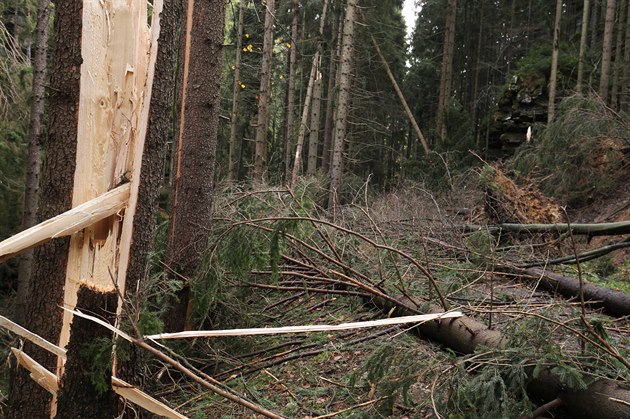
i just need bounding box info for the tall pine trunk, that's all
[284,0,299,182]
[436,0,457,142]
[164,0,225,332]
[7,0,82,415]
[253,0,275,183]
[307,71,323,176]
[548,0,563,123]
[321,12,342,175]
[228,0,245,181]
[15,0,51,325]
[599,0,616,102]
[621,0,630,110]
[328,0,357,209]
[577,0,591,93]
[610,0,626,109]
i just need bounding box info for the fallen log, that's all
[519,267,630,317]
[464,221,630,236]
[369,296,630,418]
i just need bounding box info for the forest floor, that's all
[1,167,629,418]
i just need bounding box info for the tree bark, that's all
[253,0,276,183]
[228,0,245,181]
[321,12,342,176]
[463,220,630,236]
[165,0,225,332]
[15,0,51,325]
[436,0,457,142]
[291,57,318,187]
[284,0,299,182]
[577,0,591,93]
[621,0,630,111]
[328,0,357,209]
[599,0,616,102]
[118,0,184,400]
[307,70,322,176]
[522,267,630,316]
[7,0,82,416]
[548,0,563,123]
[55,286,118,418]
[610,0,626,109]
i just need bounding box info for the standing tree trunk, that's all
[548,0,563,123]
[164,0,225,332]
[436,0,457,142]
[253,0,276,183]
[328,0,358,209]
[117,0,184,395]
[577,0,591,93]
[228,0,245,181]
[599,0,616,102]
[291,59,317,187]
[321,12,342,175]
[15,0,51,325]
[284,0,299,182]
[7,0,82,416]
[307,70,322,176]
[471,0,484,134]
[621,0,630,110]
[610,0,626,109]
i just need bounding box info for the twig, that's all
[312,397,387,418]
[528,397,562,418]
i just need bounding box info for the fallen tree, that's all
[464,221,630,236]
[371,296,630,419]
[516,267,630,316]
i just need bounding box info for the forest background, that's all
[0,0,629,417]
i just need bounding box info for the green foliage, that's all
[510,95,629,206]
[514,42,579,90]
[79,338,114,395]
[349,343,418,415]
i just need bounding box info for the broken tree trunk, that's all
[55,285,118,418]
[369,296,630,418]
[464,220,630,236]
[520,267,630,316]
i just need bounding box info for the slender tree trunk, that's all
[577,0,591,93]
[599,0,616,102]
[253,0,276,183]
[621,0,630,110]
[164,0,225,332]
[471,0,484,134]
[15,0,50,325]
[610,0,626,109]
[291,59,318,187]
[7,0,82,415]
[328,0,357,209]
[307,70,322,176]
[436,0,457,142]
[591,0,601,48]
[321,12,342,175]
[284,0,299,182]
[228,0,245,181]
[548,0,563,123]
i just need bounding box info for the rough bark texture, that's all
[15,0,50,325]
[610,0,626,109]
[576,0,591,93]
[436,0,457,142]
[599,0,616,102]
[307,71,322,176]
[119,0,184,396]
[7,0,82,416]
[228,0,245,181]
[55,286,118,418]
[621,0,630,110]
[284,0,299,181]
[253,0,275,182]
[328,0,357,209]
[291,59,317,187]
[524,267,630,316]
[321,13,341,175]
[165,0,225,332]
